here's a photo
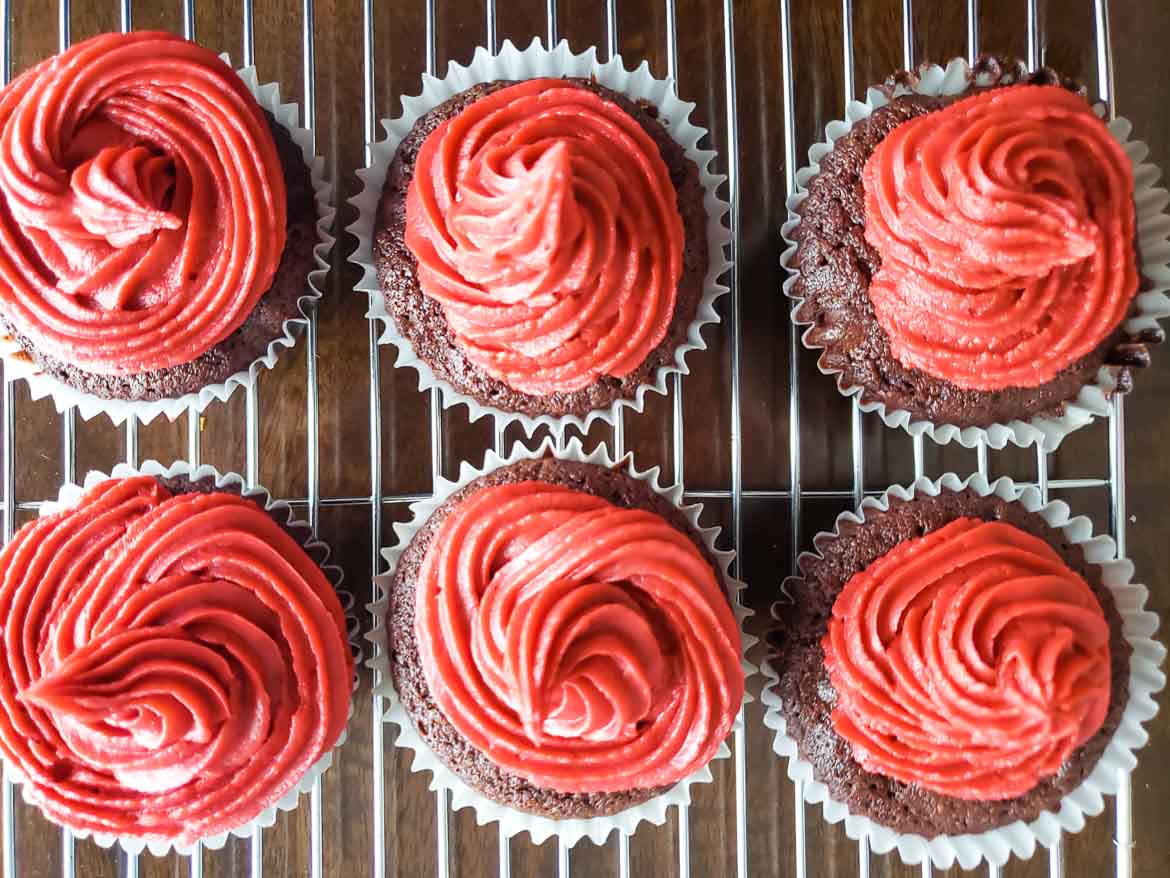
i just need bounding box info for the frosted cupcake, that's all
[352,41,731,435]
[783,57,1170,449]
[375,78,707,418]
[764,475,1163,868]
[0,472,352,847]
[382,451,745,830]
[0,31,322,417]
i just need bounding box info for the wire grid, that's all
[0,0,1136,876]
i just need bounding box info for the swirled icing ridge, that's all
[0,31,287,375]
[0,477,352,843]
[823,517,1111,801]
[415,479,742,793]
[862,84,1137,390]
[404,78,684,396]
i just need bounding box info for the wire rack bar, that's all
[1091,0,1129,871]
[605,2,625,472]
[0,477,1117,516]
[840,2,866,518]
[0,479,1109,512]
[600,0,633,860]
[297,0,324,874]
[1026,0,1040,67]
[0,16,14,874]
[842,0,855,103]
[556,836,570,877]
[1026,4,1063,876]
[241,0,258,485]
[480,7,516,878]
[124,418,137,468]
[363,0,387,876]
[55,6,77,875]
[122,0,143,484]
[480,4,511,876]
[1,374,13,878]
[115,6,138,878]
[420,0,451,873]
[902,0,914,69]
[777,0,802,872]
[660,1,692,874]
[903,16,928,878]
[721,1,749,876]
[496,832,509,878]
[966,0,978,63]
[841,8,868,873]
[1025,6,1059,874]
[0,0,13,802]
[242,0,254,67]
[185,410,200,467]
[172,0,200,873]
[605,0,617,62]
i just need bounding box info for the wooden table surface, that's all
[0,0,1166,876]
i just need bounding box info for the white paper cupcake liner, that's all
[760,472,1165,871]
[1,460,361,857]
[366,437,755,846]
[348,38,732,438]
[0,61,335,427]
[780,57,1170,452]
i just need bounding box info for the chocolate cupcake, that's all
[0,32,327,422]
[782,57,1170,450]
[0,466,354,850]
[372,442,747,841]
[352,41,729,434]
[763,475,1163,869]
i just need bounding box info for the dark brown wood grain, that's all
[0,0,1166,876]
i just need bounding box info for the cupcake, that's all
[0,31,325,421]
[0,467,354,849]
[375,442,746,841]
[783,56,1170,450]
[763,475,1163,869]
[352,40,729,434]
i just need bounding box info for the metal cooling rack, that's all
[0,0,1138,876]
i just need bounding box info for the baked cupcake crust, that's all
[788,56,1157,428]
[372,78,709,419]
[388,457,732,819]
[2,111,319,402]
[769,487,1131,837]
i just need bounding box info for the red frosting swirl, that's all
[415,480,742,793]
[404,79,684,396]
[862,85,1137,390]
[0,31,287,375]
[0,477,352,843]
[823,517,1111,801]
